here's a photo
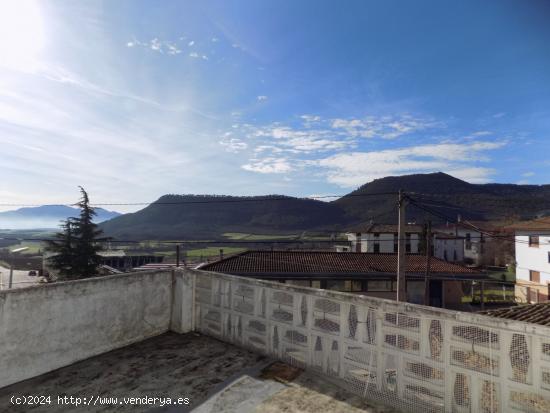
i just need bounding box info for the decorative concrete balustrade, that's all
[192,269,550,413]
[2,268,550,413]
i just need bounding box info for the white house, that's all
[435,221,495,265]
[346,223,423,253]
[513,217,550,303]
[345,223,465,263]
[433,233,464,263]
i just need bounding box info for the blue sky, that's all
[1,0,550,212]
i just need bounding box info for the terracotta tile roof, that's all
[200,251,479,276]
[480,302,550,326]
[347,223,424,234]
[506,217,550,231]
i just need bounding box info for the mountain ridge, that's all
[98,172,550,240]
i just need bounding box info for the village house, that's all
[433,232,465,263]
[345,222,464,263]
[510,217,550,303]
[345,223,423,253]
[199,250,489,310]
[434,220,498,265]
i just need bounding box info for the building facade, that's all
[514,224,550,303]
[346,223,423,253]
[433,233,465,263]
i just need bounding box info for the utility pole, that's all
[8,266,13,289]
[176,245,180,267]
[423,220,432,306]
[397,190,407,302]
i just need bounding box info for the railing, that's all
[193,270,550,413]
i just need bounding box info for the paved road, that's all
[0,265,43,290]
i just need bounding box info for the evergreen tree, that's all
[45,219,78,279]
[45,187,105,279]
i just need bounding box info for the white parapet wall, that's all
[0,270,174,388]
[191,268,550,413]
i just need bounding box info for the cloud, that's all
[316,141,505,187]
[189,52,199,58]
[246,125,351,153]
[220,137,248,153]
[126,38,185,56]
[493,112,506,118]
[330,114,439,139]
[150,38,162,52]
[188,40,195,46]
[257,95,268,101]
[167,44,182,55]
[300,114,321,123]
[522,171,535,177]
[242,157,293,174]
[211,37,219,42]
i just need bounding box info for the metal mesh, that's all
[194,273,547,413]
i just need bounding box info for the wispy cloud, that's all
[315,141,505,187]
[220,136,248,153]
[330,114,439,139]
[257,95,268,101]
[242,157,293,174]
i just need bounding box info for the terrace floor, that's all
[0,332,393,412]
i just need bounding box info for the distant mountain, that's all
[100,194,350,240]
[0,205,122,230]
[100,173,550,240]
[334,172,550,223]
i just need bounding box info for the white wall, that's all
[438,227,483,263]
[433,237,464,262]
[515,231,550,284]
[194,269,550,413]
[346,232,420,253]
[0,270,175,388]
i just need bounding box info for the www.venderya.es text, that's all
[10,395,190,407]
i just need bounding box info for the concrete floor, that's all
[0,333,392,413]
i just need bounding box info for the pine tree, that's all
[45,219,78,279]
[45,187,105,279]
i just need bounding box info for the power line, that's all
[0,191,399,207]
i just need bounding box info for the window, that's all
[405,233,411,253]
[367,280,394,292]
[373,233,380,253]
[465,233,472,250]
[325,280,363,292]
[529,235,540,248]
[530,270,541,283]
[393,232,398,253]
[286,280,311,287]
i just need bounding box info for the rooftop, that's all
[506,216,550,231]
[200,250,481,278]
[480,302,550,326]
[0,332,385,413]
[346,223,424,234]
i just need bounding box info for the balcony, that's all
[1,269,550,412]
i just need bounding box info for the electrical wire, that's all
[0,191,399,207]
